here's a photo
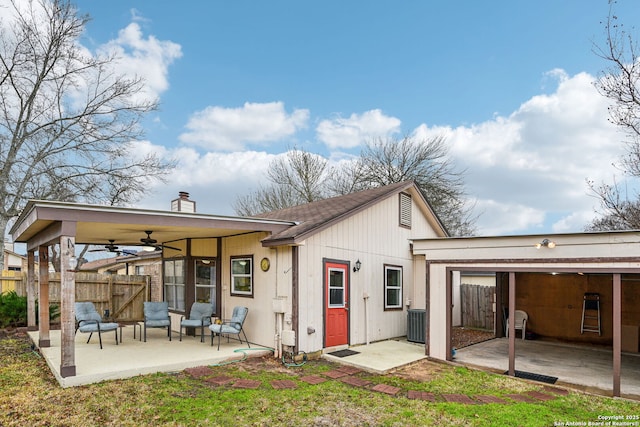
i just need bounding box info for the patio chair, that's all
[209,306,249,350]
[143,301,172,342]
[179,302,214,342]
[74,301,119,349]
[506,309,528,340]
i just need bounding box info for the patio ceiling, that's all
[10,200,295,250]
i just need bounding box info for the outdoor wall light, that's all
[353,259,362,272]
[535,238,556,249]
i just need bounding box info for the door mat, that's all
[328,349,360,358]
[504,370,558,384]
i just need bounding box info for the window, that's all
[134,265,145,275]
[399,192,412,228]
[195,258,216,311]
[384,264,403,310]
[328,268,345,307]
[164,259,185,311]
[231,256,253,297]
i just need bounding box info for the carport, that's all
[411,231,640,397]
[9,199,293,379]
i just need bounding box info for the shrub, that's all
[0,291,27,328]
[0,292,60,328]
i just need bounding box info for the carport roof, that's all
[10,199,295,251]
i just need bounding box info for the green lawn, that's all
[1,333,639,426]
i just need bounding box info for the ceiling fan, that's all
[139,230,181,251]
[89,240,137,256]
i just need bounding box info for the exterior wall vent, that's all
[407,308,426,343]
[399,192,412,228]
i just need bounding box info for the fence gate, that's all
[460,284,495,331]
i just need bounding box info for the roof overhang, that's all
[10,200,295,251]
[411,230,640,262]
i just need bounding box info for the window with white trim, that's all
[399,192,412,228]
[231,256,253,297]
[164,259,185,311]
[384,264,403,310]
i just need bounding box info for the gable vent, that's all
[399,192,412,228]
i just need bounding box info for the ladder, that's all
[581,292,601,335]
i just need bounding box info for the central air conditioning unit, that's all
[407,309,426,344]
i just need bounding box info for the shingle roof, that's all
[255,181,445,245]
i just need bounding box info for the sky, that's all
[28,1,640,236]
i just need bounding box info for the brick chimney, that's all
[171,191,196,213]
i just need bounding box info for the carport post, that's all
[508,272,516,376]
[59,236,76,378]
[613,273,621,397]
[26,251,37,329]
[38,246,50,347]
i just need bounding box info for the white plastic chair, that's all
[506,310,528,340]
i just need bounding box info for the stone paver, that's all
[371,384,402,396]
[475,395,507,404]
[299,375,328,385]
[505,394,538,403]
[271,379,297,390]
[442,394,477,404]
[407,390,437,401]
[340,376,372,387]
[526,391,556,401]
[323,370,350,379]
[204,375,234,386]
[232,379,261,389]
[336,366,362,375]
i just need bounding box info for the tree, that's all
[234,148,328,215]
[587,2,640,230]
[0,0,174,269]
[235,136,476,236]
[355,136,475,236]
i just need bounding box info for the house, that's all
[9,181,445,378]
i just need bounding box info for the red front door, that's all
[324,260,349,347]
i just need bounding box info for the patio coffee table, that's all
[117,322,142,343]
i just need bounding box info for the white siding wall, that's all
[221,233,293,349]
[297,193,441,353]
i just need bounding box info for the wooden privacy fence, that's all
[461,283,495,331]
[9,272,150,322]
[0,270,23,293]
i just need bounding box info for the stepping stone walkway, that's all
[183,363,570,405]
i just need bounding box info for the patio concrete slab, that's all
[455,338,640,399]
[28,327,273,388]
[323,339,427,374]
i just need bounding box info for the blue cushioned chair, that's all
[74,301,119,349]
[209,306,249,350]
[143,301,172,342]
[179,302,214,342]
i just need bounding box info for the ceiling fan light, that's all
[142,245,156,252]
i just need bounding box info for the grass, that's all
[1,333,639,426]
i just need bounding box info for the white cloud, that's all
[415,71,624,236]
[316,109,401,149]
[135,146,276,214]
[179,102,309,151]
[99,22,182,102]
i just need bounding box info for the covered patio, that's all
[29,327,273,388]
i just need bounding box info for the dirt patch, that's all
[451,326,494,349]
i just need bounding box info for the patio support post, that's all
[38,246,50,347]
[613,273,621,397]
[59,235,76,378]
[26,250,37,330]
[508,272,516,376]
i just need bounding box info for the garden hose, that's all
[281,350,307,367]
